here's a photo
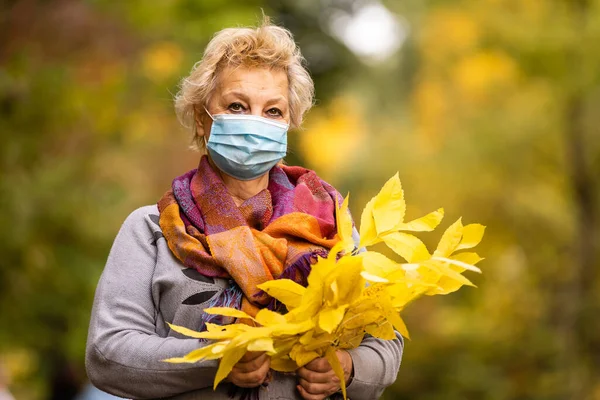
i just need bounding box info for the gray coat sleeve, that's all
[85,208,218,399]
[346,334,403,399]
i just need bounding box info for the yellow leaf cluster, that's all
[164,174,485,399]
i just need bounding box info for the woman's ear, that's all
[193,108,204,137]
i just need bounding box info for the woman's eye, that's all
[228,103,245,112]
[266,108,282,117]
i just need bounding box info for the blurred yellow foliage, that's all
[419,9,480,62]
[1,349,37,384]
[484,0,548,21]
[452,50,519,103]
[298,96,365,179]
[142,41,183,81]
[412,79,448,147]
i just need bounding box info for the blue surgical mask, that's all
[204,108,288,181]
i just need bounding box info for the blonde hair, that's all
[174,17,315,150]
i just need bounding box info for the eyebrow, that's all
[221,90,288,106]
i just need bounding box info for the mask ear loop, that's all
[204,106,215,121]
[202,106,213,148]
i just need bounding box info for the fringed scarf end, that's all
[263,249,328,311]
[198,282,243,331]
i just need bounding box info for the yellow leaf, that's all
[247,338,276,354]
[383,306,410,339]
[270,319,314,337]
[333,195,355,255]
[211,343,228,354]
[205,323,222,332]
[427,254,483,295]
[189,329,239,341]
[318,305,348,333]
[382,231,431,262]
[431,256,482,273]
[303,332,335,351]
[396,208,444,232]
[290,344,320,367]
[204,322,250,334]
[255,308,287,326]
[257,279,306,309]
[343,308,383,329]
[307,255,337,286]
[391,314,410,340]
[272,337,297,356]
[184,323,251,340]
[421,261,475,296]
[326,347,347,400]
[286,297,321,324]
[452,252,484,268]
[372,173,406,235]
[388,281,429,309]
[434,218,464,257]
[374,289,410,339]
[427,260,476,285]
[228,327,273,348]
[327,279,339,305]
[365,320,396,340]
[338,328,365,349]
[270,356,299,372]
[360,251,402,279]
[433,276,465,295]
[167,323,205,339]
[204,307,256,321]
[299,330,314,345]
[330,257,364,305]
[214,346,246,389]
[456,223,486,251]
[358,197,380,248]
[163,343,223,363]
[360,271,389,283]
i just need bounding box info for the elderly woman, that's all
[86,19,403,400]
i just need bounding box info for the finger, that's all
[235,353,269,372]
[297,384,327,400]
[297,367,336,384]
[304,357,332,373]
[299,377,339,395]
[239,351,264,363]
[230,357,271,387]
[231,360,270,384]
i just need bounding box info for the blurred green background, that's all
[1,0,599,399]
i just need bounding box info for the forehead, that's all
[215,66,289,99]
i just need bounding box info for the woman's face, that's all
[197,66,290,139]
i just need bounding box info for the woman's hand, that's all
[296,350,353,400]
[227,351,271,388]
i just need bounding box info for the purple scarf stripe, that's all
[172,170,205,232]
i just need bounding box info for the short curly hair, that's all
[174,17,315,150]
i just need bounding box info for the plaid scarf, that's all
[158,156,342,322]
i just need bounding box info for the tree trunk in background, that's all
[563,1,599,397]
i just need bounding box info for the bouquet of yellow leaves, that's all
[164,174,485,399]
